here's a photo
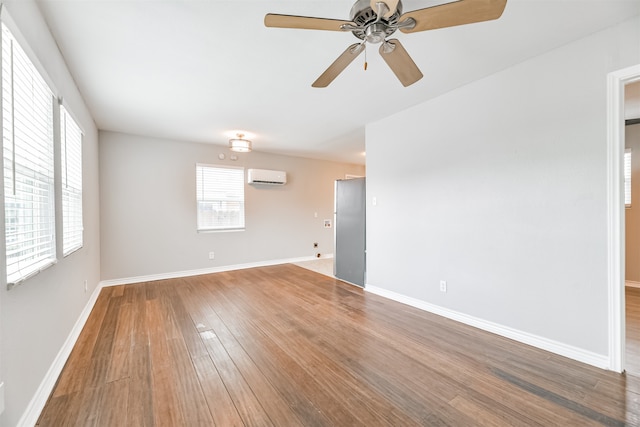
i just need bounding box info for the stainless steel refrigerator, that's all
[334,177,366,287]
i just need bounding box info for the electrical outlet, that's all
[84,280,88,292]
[209,252,215,260]
[440,280,447,293]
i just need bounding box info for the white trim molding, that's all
[99,255,329,287]
[365,285,609,370]
[607,64,640,373]
[17,283,103,427]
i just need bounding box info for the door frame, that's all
[607,64,640,373]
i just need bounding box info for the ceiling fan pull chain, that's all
[364,45,368,71]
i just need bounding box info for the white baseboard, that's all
[99,255,330,287]
[365,285,610,370]
[0,381,5,416]
[626,280,640,289]
[17,283,104,427]
[301,253,334,261]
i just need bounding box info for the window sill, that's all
[7,258,57,290]
[63,245,83,258]
[197,228,245,234]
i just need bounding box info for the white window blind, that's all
[625,148,632,208]
[60,105,83,255]
[196,164,245,231]
[2,23,56,285]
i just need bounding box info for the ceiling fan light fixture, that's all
[365,23,387,43]
[229,133,252,152]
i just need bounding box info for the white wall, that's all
[0,1,101,426]
[366,17,639,359]
[99,131,364,282]
[626,123,640,282]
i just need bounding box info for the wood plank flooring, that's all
[37,265,640,426]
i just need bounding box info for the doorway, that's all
[624,81,640,375]
[607,64,640,373]
[334,177,366,287]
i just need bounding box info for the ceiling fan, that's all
[264,0,507,88]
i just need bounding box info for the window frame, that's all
[60,104,83,256]
[1,21,57,287]
[196,163,246,232]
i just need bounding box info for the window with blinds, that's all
[61,105,83,255]
[625,148,632,208]
[196,164,245,231]
[2,23,56,285]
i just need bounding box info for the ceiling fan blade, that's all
[399,0,507,33]
[312,43,365,88]
[370,0,400,19]
[265,14,355,31]
[379,39,423,87]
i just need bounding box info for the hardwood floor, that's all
[38,265,640,426]
[627,286,640,376]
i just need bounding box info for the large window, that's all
[196,164,245,231]
[2,23,56,285]
[60,105,83,255]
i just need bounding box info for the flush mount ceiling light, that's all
[229,133,252,153]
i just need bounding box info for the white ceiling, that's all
[35,0,640,165]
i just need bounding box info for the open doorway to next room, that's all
[624,80,640,375]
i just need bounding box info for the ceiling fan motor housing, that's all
[349,0,403,42]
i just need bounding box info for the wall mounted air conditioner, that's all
[247,169,287,185]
